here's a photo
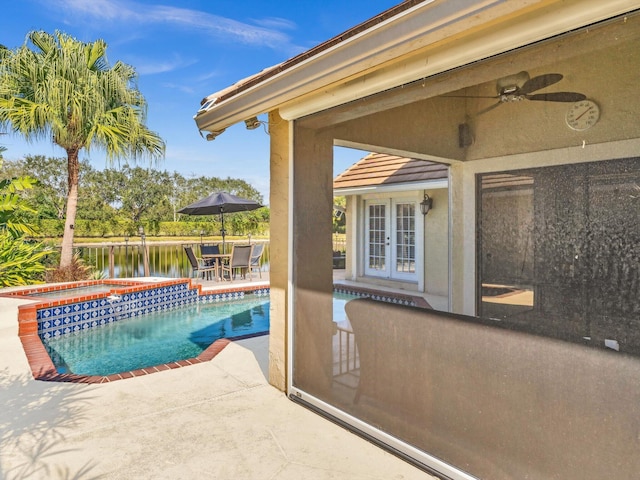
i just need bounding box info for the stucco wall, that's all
[423,187,448,296]
[267,110,289,391]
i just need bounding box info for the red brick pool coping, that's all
[19,333,267,384]
[11,278,269,383]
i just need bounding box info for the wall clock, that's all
[566,100,600,131]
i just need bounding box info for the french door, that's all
[364,199,417,281]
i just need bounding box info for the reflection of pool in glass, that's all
[43,295,269,376]
[333,292,357,327]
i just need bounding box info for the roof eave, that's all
[194,0,490,133]
[334,178,449,196]
[194,0,640,134]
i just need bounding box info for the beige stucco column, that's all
[268,110,290,391]
[449,162,476,316]
[291,123,335,397]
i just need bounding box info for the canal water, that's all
[76,241,270,279]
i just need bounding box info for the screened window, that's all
[478,158,640,354]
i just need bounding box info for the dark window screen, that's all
[478,158,640,355]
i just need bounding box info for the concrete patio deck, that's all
[0,287,432,479]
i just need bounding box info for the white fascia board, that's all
[195,0,640,133]
[334,179,448,197]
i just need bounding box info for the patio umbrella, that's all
[177,192,262,249]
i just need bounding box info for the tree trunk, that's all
[59,148,80,268]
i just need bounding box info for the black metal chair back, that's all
[184,246,199,269]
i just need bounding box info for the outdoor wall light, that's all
[244,116,270,134]
[420,194,433,216]
[244,117,262,130]
[205,128,226,141]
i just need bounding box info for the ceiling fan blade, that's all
[526,92,587,102]
[474,101,503,116]
[519,73,563,94]
[441,94,499,99]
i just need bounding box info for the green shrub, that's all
[38,219,65,237]
[0,234,51,287]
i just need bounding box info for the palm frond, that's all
[0,30,165,161]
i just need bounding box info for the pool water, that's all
[43,295,269,376]
[332,292,355,323]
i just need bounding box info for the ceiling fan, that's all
[445,71,586,116]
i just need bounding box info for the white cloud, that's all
[195,70,223,83]
[131,54,197,75]
[252,17,297,31]
[161,82,195,94]
[48,0,296,49]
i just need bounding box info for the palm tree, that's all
[0,31,165,267]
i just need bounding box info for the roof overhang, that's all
[334,179,449,197]
[194,0,640,135]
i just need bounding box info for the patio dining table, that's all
[201,253,231,281]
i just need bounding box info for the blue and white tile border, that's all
[199,287,269,304]
[38,282,199,339]
[333,285,417,307]
[36,282,271,340]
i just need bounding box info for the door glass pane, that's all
[368,204,386,270]
[395,203,415,273]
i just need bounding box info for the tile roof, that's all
[333,152,448,190]
[198,0,430,108]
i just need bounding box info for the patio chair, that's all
[200,244,221,267]
[249,244,265,279]
[184,246,218,281]
[220,244,253,282]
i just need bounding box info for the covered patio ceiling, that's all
[193,0,639,142]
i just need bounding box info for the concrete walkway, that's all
[0,295,431,480]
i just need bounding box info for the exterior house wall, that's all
[344,195,356,280]
[354,190,424,291]
[344,186,449,297]
[267,110,290,390]
[423,187,448,297]
[290,125,335,397]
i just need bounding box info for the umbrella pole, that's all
[220,212,226,252]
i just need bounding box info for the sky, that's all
[0,0,400,202]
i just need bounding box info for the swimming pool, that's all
[13,278,408,382]
[43,294,269,376]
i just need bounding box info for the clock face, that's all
[566,100,600,131]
